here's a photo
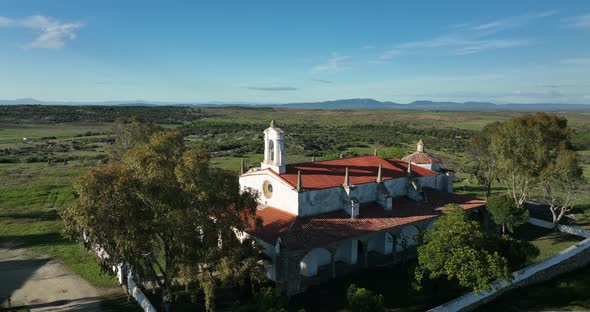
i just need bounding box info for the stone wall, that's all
[428,223,590,312]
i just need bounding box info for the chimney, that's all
[407,161,413,176]
[297,170,303,192]
[417,139,424,152]
[373,148,377,156]
[240,159,245,175]
[376,164,383,183]
[311,155,315,162]
[343,167,350,186]
[340,153,343,159]
[270,120,275,128]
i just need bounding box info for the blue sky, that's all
[0,0,589,104]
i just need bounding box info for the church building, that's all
[239,121,485,295]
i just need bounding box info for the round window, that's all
[263,180,273,198]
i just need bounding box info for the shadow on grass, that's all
[513,223,580,245]
[0,210,59,222]
[479,263,590,311]
[0,233,64,250]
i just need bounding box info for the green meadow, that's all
[0,106,589,311]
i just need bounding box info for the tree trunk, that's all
[550,206,558,228]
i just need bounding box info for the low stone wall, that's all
[428,222,590,312]
[527,217,590,238]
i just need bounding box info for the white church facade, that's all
[239,121,485,295]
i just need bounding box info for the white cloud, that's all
[311,53,350,73]
[378,49,401,60]
[0,16,17,26]
[0,15,83,49]
[472,11,556,33]
[455,39,530,55]
[564,13,590,29]
[247,86,298,91]
[560,57,590,65]
[374,11,551,59]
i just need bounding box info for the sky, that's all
[0,0,589,104]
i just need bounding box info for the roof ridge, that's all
[286,154,385,167]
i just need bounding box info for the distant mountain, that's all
[279,98,404,110]
[1,98,589,112]
[278,99,590,112]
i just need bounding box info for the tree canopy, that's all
[108,116,161,160]
[486,195,529,235]
[60,131,260,311]
[490,113,572,206]
[466,122,500,198]
[415,205,511,294]
[539,147,586,225]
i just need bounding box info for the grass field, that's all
[0,107,589,311]
[0,161,118,287]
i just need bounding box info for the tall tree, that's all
[60,131,260,311]
[466,122,500,198]
[108,117,161,160]
[539,148,585,226]
[414,205,511,294]
[490,113,572,206]
[486,195,529,235]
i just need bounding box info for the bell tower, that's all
[261,120,286,174]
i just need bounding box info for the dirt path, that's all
[0,247,104,311]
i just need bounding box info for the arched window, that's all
[269,140,274,161]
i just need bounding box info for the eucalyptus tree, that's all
[490,113,572,206]
[61,131,260,311]
[539,147,585,226]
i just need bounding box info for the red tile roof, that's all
[278,155,437,191]
[247,188,486,250]
[402,151,441,164]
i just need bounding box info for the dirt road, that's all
[0,247,104,311]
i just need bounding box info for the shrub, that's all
[346,284,385,312]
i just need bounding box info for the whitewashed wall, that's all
[383,178,407,197]
[335,240,358,264]
[368,232,393,254]
[240,171,299,215]
[298,187,346,216]
[300,248,332,277]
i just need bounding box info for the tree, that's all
[486,195,529,235]
[414,204,511,294]
[490,113,572,206]
[108,117,161,160]
[60,131,260,311]
[466,122,500,198]
[346,284,385,312]
[539,148,585,226]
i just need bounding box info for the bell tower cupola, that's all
[261,120,286,174]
